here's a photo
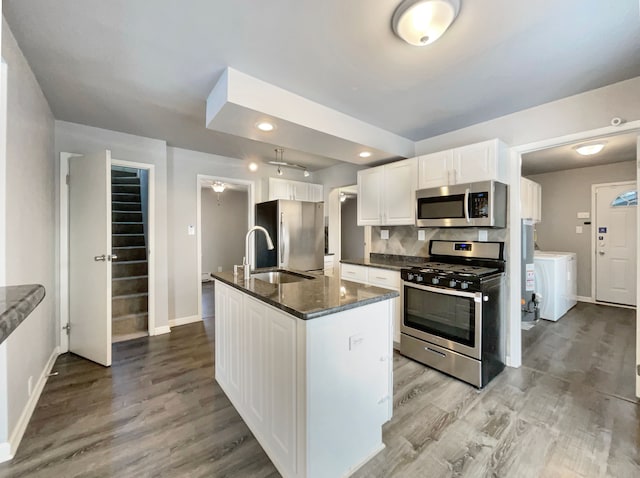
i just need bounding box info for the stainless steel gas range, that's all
[400,240,505,388]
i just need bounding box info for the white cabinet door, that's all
[268,308,298,474]
[244,296,268,431]
[357,166,384,225]
[215,282,244,403]
[366,268,401,345]
[308,183,324,202]
[384,158,417,225]
[269,177,292,200]
[418,150,453,188]
[452,139,504,184]
[292,180,309,201]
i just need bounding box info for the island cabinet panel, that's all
[268,308,298,473]
[214,280,393,478]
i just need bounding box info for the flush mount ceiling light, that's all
[575,142,606,156]
[392,0,460,46]
[256,121,275,132]
[211,181,226,193]
[359,151,372,158]
[248,162,259,172]
[303,169,310,177]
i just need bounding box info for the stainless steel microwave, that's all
[416,180,507,228]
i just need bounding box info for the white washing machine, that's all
[534,251,577,321]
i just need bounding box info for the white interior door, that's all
[595,182,637,306]
[69,150,112,366]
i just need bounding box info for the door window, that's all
[610,190,637,207]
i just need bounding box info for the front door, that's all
[69,150,113,366]
[595,182,637,306]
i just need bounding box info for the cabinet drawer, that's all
[366,268,400,289]
[341,263,368,283]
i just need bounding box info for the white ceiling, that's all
[4,0,640,170]
[522,132,638,176]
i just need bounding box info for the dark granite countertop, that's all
[340,253,430,271]
[212,270,398,320]
[0,284,46,345]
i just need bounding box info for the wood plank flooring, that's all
[0,302,637,477]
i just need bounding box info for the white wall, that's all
[1,16,56,455]
[415,77,640,154]
[313,162,364,208]
[54,121,170,331]
[167,146,283,321]
[201,187,248,274]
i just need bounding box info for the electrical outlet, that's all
[418,230,426,241]
[349,334,364,350]
[575,226,583,234]
[217,266,223,272]
[28,376,33,396]
[188,225,195,236]
[380,230,389,240]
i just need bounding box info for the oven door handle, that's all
[403,281,481,300]
[464,188,471,223]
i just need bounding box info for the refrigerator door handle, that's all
[280,212,285,266]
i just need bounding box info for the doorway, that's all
[593,181,637,305]
[196,175,254,322]
[59,153,156,362]
[340,187,364,260]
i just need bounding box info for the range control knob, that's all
[431,277,440,285]
[460,282,469,290]
[415,275,424,283]
[449,280,457,288]
[406,273,414,281]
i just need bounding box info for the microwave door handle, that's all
[464,188,471,223]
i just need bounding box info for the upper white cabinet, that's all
[269,177,323,202]
[418,139,509,189]
[357,158,417,226]
[521,177,542,222]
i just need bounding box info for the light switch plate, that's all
[188,225,195,236]
[577,212,590,219]
[575,226,583,234]
[478,230,488,241]
[380,229,389,240]
[418,230,426,241]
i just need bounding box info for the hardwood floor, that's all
[0,302,637,477]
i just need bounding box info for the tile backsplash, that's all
[370,226,507,257]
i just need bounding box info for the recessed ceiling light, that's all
[359,151,372,158]
[256,121,275,132]
[303,169,310,177]
[575,143,606,156]
[248,162,259,172]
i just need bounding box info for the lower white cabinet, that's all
[341,263,402,346]
[214,281,392,478]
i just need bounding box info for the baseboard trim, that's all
[577,295,594,303]
[0,346,60,463]
[153,325,171,336]
[169,315,202,328]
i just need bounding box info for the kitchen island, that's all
[212,270,398,478]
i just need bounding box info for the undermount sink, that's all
[251,269,315,284]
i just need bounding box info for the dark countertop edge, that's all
[340,256,428,271]
[0,284,46,345]
[212,274,398,320]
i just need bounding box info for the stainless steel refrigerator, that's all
[255,200,324,272]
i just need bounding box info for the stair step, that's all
[111,169,138,178]
[113,201,142,212]
[111,176,140,185]
[112,184,141,194]
[112,275,148,295]
[112,292,148,316]
[113,234,145,247]
[112,192,141,202]
[112,313,148,337]
[113,260,148,278]
[112,222,144,235]
[113,211,142,222]
[112,246,147,261]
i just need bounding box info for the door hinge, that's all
[63,323,70,335]
[66,174,70,186]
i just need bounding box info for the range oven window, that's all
[403,285,475,347]
[417,195,465,219]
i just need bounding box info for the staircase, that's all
[111,168,148,342]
